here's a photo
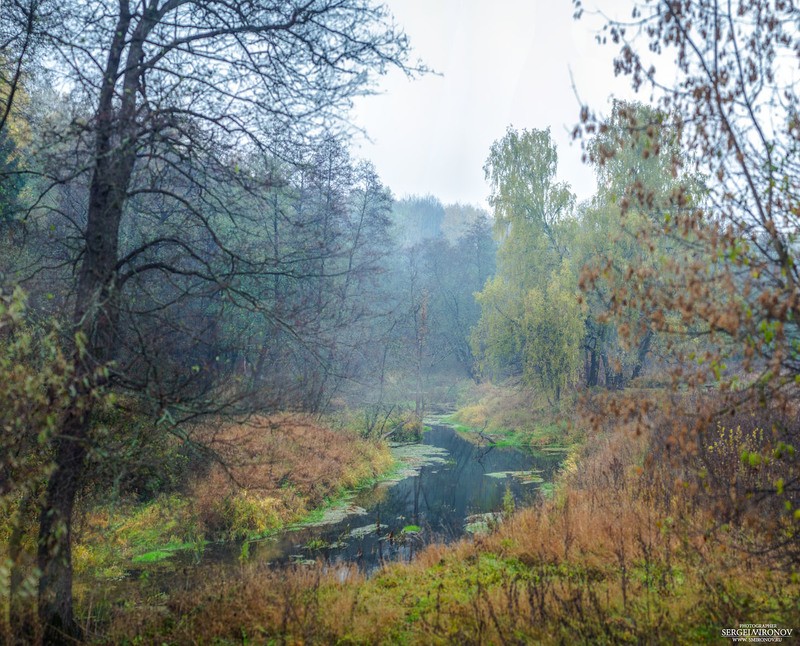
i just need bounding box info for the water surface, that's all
[197,423,563,572]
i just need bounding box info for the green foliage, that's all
[472,275,520,372]
[472,105,687,396]
[572,102,694,388]
[473,264,584,396]
[473,128,582,399]
[0,128,23,222]
[519,262,585,395]
[0,287,106,634]
[0,288,62,505]
[0,288,75,503]
[0,288,109,514]
[484,127,574,276]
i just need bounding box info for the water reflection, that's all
[215,424,563,572]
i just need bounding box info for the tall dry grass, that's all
[188,413,395,537]
[101,402,799,644]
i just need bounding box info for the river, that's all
[188,422,564,572]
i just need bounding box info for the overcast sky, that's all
[350,1,637,209]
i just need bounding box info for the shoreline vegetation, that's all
[65,414,397,581]
[67,390,572,585]
[440,382,584,455]
[89,388,799,644]
[4,386,799,643]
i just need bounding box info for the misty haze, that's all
[0,1,798,644]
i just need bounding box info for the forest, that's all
[0,0,798,644]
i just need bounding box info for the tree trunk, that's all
[36,97,131,646]
[9,490,35,642]
[35,5,137,629]
[37,141,129,629]
[37,411,89,643]
[601,351,624,390]
[587,348,599,387]
[601,350,612,388]
[630,329,653,381]
[36,225,123,638]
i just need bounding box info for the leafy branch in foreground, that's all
[574,0,800,563]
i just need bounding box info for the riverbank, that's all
[99,398,800,644]
[71,413,395,579]
[440,381,584,452]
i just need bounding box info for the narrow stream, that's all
[192,423,563,572]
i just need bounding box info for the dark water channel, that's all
[193,423,563,573]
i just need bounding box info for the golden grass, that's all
[100,415,800,645]
[190,413,394,537]
[70,413,394,580]
[452,380,582,449]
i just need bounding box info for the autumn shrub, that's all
[213,491,285,539]
[391,412,423,442]
[701,422,773,500]
[692,402,800,564]
[0,294,57,640]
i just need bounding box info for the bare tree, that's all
[0,0,48,132]
[1,0,416,639]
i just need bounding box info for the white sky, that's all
[350,1,637,209]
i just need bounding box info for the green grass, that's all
[74,495,206,577]
[131,550,173,564]
[538,482,555,499]
[443,417,573,450]
[130,539,205,564]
